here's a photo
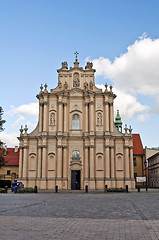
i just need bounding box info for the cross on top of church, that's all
[74,51,79,62]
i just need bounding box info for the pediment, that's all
[70,88,83,97]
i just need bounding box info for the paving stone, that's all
[0,192,159,239]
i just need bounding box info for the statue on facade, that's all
[61,61,68,69]
[58,80,62,88]
[50,113,55,125]
[73,73,80,87]
[64,81,68,89]
[90,81,93,90]
[84,81,88,91]
[97,112,102,126]
[85,62,93,69]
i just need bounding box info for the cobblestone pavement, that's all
[0,191,159,239]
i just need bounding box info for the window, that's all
[7,170,10,175]
[72,114,80,130]
[72,150,80,160]
[133,157,137,167]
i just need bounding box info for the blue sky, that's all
[1,0,159,147]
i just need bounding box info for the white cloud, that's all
[93,36,159,96]
[91,35,159,121]
[0,132,19,147]
[96,84,149,121]
[12,115,25,128]
[9,102,39,117]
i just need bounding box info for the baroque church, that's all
[18,55,135,190]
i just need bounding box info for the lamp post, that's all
[144,161,148,191]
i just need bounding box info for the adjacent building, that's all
[18,57,135,190]
[0,147,19,183]
[132,134,145,183]
[148,150,159,187]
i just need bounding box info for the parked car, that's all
[11,181,24,192]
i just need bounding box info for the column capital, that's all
[104,101,109,105]
[84,145,89,149]
[39,102,44,107]
[43,101,48,106]
[90,145,95,148]
[105,145,110,148]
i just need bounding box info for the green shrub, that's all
[0,188,5,193]
[17,187,34,193]
[107,187,126,192]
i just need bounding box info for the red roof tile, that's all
[132,134,144,155]
[4,148,19,166]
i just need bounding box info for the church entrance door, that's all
[71,170,81,190]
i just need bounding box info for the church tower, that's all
[18,55,135,190]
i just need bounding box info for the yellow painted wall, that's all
[0,166,19,181]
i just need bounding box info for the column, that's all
[63,147,67,179]
[58,101,63,132]
[39,102,43,132]
[110,146,115,178]
[42,146,46,178]
[37,146,42,178]
[84,146,89,179]
[130,147,134,178]
[105,146,110,178]
[110,102,113,133]
[89,97,94,132]
[19,147,23,178]
[57,146,62,179]
[23,146,28,178]
[125,146,130,178]
[63,103,67,132]
[90,146,95,179]
[105,102,109,132]
[85,103,88,132]
[43,101,48,132]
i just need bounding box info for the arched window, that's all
[72,114,80,129]
[72,150,80,160]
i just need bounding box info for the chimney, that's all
[14,146,18,153]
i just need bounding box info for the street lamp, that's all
[144,161,148,191]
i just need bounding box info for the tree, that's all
[0,107,6,132]
[0,107,6,167]
[0,141,6,168]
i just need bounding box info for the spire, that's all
[115,110,123,132]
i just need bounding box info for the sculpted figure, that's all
[58,80,62,88]
[97,112,102,126]
[64,81,68,89]
[73,72,80,87]
[62,61,68,69]
[90,81,93,90]
[50,113,55,125]
[84,81,88,91]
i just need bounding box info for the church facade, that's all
[18,57,135,190]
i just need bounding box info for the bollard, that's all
[14,186,17,193]
[146,185,148,192]
[137,186,140,192]
[126,185,128,193]
[5,186,8,194]
[85,185,88,193]
[34,185,38,193]
[105,185,108,192]
[55,185,58,193]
